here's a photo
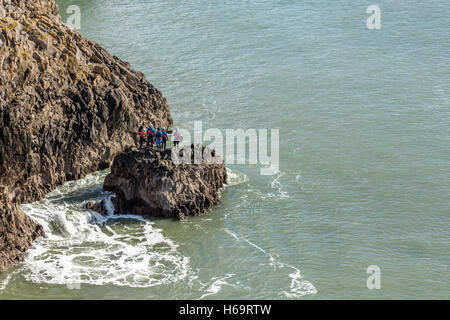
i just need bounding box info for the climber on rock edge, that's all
[172,127,182,149]
[146,123,155,149]
[155,127,163,149]
[162,127,168,150]
[138,123,146,149]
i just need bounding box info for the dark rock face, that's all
[103,146,227,220]
[0,0,172,272]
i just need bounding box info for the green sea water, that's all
[0,0,449,299]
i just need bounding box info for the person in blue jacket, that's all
[146,124,155,148]
[155,128,163,149]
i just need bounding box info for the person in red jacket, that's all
[138,124,146,149]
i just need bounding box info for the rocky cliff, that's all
[102,146,227,220]
[0,0,172,272]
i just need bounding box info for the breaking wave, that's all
[19,171,192,288]
[5,168,316,299]
[225,168,248,187]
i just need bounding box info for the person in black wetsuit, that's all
[161,127,168,150]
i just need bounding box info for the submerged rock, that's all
[0,0,172,272]
[103,146,228,220]
[85,199,108,216]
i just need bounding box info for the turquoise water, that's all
[1,0,449,299]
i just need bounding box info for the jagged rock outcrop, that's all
[102,146,227,220]
[0,196,44,273]
[0,0,172,272]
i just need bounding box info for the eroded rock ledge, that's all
[0,0,172,272]
[99,146,227,220]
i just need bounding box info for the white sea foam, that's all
[224,229,317,298]
[20,173,193,288]
[17,169,313,298]
[198,273,238,300]
[267,172,290,199]
[225,168,248,187]
[282,268,318,298]
[0,271,16,292]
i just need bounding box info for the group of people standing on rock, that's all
[138,123,182,150]
[138,123,168,150]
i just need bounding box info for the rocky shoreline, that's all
[0,0,172,272]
